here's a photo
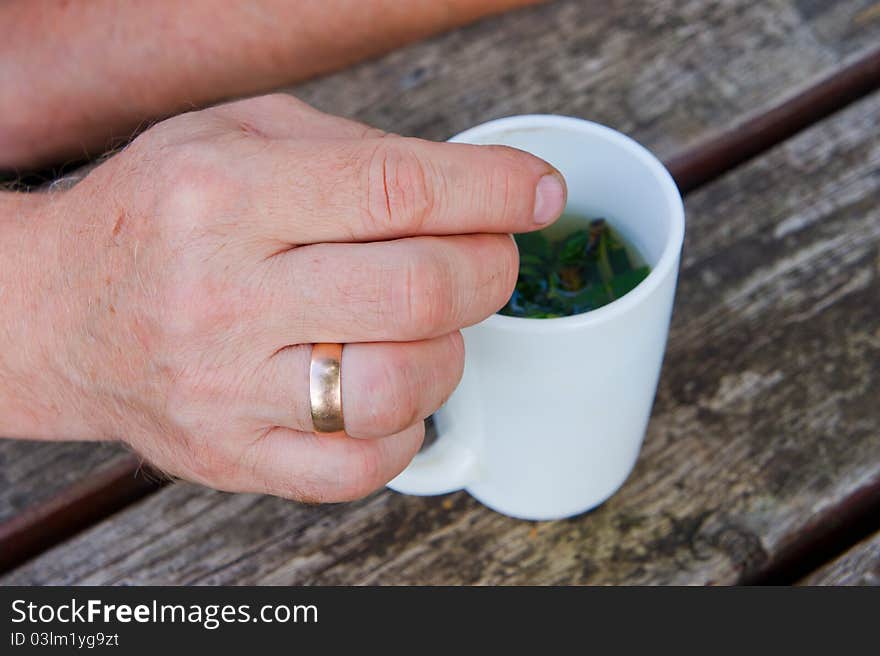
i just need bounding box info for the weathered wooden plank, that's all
[3,0,879,573]
[666,47,880,192]
[290,0,880,158]
[4,0,879,541]
[799,531,880,585]
[0,454,160,573]
[5,86,878,585]
[0,441,131,525]
[741,476,880,583]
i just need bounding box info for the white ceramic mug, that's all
[388,115,685,520]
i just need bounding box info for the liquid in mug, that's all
[499,213,651,319]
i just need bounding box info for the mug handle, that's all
[387,417,480,496]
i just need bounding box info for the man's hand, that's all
[0,95,565,502]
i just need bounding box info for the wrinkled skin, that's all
[0,95,565,502]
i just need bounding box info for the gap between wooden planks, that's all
[797,527,880,585]
[1,47,879,580]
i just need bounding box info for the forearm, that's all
[0,190,89,441]
[0,0,541,170]
[0,192,42,438]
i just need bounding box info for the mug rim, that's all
[449,114,685,332]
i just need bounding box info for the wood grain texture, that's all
[799,531,880,585]
[666,46,880,192]
[3,0,880,579]
[0,456,160,572]
[5,0,880,540]
[0,441,131,524]
[289,0,880,158]
[5,87,878,585]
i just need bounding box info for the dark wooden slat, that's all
[0,440,131,525]
[3,0,880,578]
[4,88,877,585]
[667,47,880,192]
[744,476,880,584]
[290,0,880,158]
[798,530,880,585]
[0,456,160,573]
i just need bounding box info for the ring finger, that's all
[257,332,465,439]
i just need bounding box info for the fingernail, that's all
[533,173,566,225]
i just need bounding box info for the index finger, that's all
[247,136,567,245]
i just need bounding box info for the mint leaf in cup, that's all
[499,217,650,318]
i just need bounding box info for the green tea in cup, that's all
[499,215,650,318]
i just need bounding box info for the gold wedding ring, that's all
[309,343,345,436]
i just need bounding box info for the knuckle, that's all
[153,142,242,235]
[363,140,434,234]
[211,93,304,136]
[358,125,389,140]
[483,144,536,175]
[261,91,299,105]
[155,147,218,223]
[235,92,300,114]
[447,331,466,385]
[473,235,520,313]
[498,235,521,302]
[482,145,533,217]
[391,250,455,336]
